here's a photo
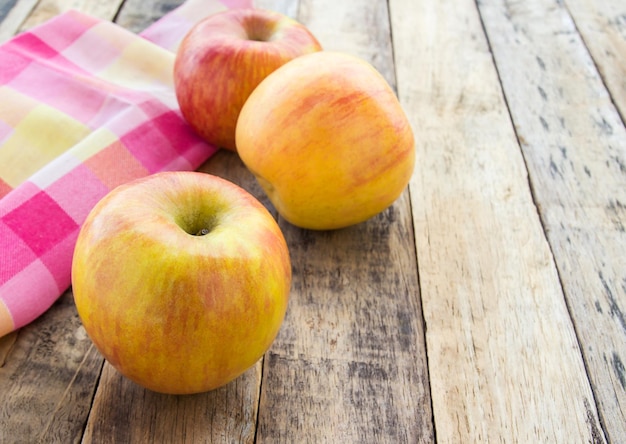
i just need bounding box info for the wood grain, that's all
[253,0,434,442]
[257,198,433,442]
[84,356,262,443]
[565,0,626,122]
[18,0,124,31]
[0,0,37,42]
[3,0,624,441]
[0,292,103,443]
[115,0,184,33]
[478,0,626,441]
[390,0,605,441]
[297,0,395,85]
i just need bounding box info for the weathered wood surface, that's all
[0,292,103,443]
[392,0,606,441]
[0,0,625,442]
[565,0,626,121]
[477,0,626,441]
[0,0,37,42]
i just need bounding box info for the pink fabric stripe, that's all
[2,260,61,329]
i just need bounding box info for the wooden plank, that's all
[0,0,18,23]
[0,0,38,43]
[296,0,396,85]
[257,202,433,442]
[0,292,103,443]
[390,0,606,441]
[477,0,626,441]
[253,0,434,442]
[83,348,262,443]
[114,0,184,34]
[17,0,125,31]
[565,0,626,122]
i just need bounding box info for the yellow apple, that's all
[235,51,415,230]
[71,172,291,394]
[174,8,322,151]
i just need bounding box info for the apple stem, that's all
[195,228,210,236]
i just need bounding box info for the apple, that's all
[174,8,322,151]
[235,51,416,230]
[71,171,291,394]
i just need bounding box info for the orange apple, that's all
[71,172,291,394]
[236,51,415,230]
[174,8,322,151]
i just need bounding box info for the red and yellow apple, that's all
[174,8,322,151]
[71,171,291,394]
[235,51,415,230]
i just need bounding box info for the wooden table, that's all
[1,0,625,442]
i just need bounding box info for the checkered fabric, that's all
[0,0,253,337]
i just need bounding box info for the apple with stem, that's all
[236,51,416,230]
[174,8,322,151]
[71,171,291,394]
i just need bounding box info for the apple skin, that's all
[235,51,416,230]
[71,171,291,394]
[174,8,322,151]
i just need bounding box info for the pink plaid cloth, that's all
[0,0,253,337]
